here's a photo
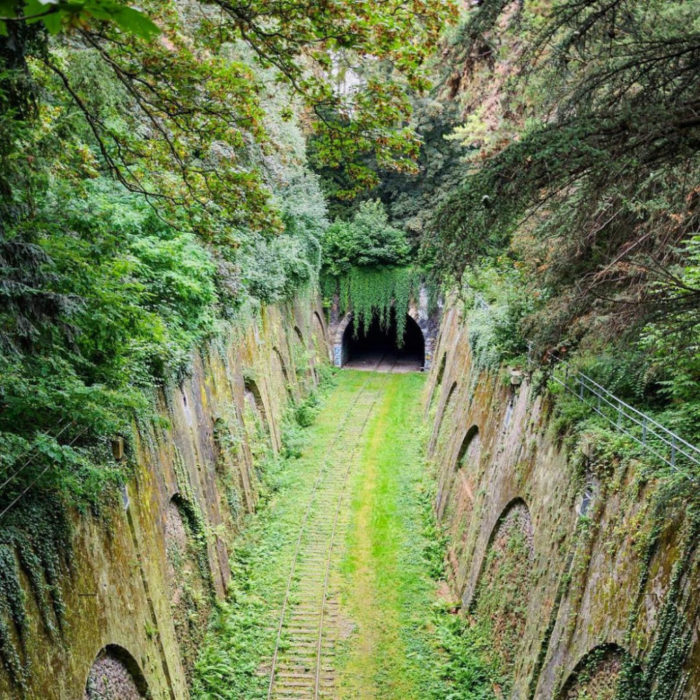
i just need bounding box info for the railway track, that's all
[267,362,390,699]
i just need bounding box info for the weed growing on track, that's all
[193,371,498,699]
[193,376,338,699]
[335,373,498,699]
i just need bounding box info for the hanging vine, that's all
[0,496,72,690]
[333,266,420,345]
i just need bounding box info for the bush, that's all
[295,393,320,428]
[321,200,411,277]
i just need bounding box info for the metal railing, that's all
[548,354,700,477]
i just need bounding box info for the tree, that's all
[429,0,700,353]
[0,0,455,237]
[321,200,410,277]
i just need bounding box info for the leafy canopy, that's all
[321,200,411,277]
[0,0,158,38]
[1,0,455,236]
[429,0,700,353]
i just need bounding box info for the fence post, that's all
[671,436,676,467]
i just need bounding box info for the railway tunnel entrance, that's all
[342,309,425,372]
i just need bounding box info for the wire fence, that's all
[0,423,88,522]
[547,353,699,478]
[470,290,699,478]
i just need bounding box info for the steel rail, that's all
[266,369,379,699]
[311,359,393,698]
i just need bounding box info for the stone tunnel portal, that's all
[342,310,425,372]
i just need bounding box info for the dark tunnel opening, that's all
[342,309,425,372]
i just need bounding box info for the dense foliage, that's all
[0,151,325,511]
[0,0,457,511]
[423,0,700,445]
[321,200,411,277]
[0,2,454,684]
[1,0,454,231]
[320,200,422,343]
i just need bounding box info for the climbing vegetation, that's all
[615,501,699,700]
[468,505,534,693]
[320,200,425,344]
[337,267,420,343]
[0,497,72,688]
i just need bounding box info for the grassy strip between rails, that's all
[335,372,498,699]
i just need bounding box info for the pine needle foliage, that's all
[429,0,700,351]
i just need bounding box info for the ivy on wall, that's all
[320,199,428,345]
[336,266,420,344]
[0,497,71,689]
[616,502,698,700]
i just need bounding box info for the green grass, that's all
[337,372,440,697]
[335,372,497,699]
[193,370,497,699]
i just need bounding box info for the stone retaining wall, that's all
[426,302,699,699]
[0,298,330,699]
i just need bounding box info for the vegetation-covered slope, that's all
[423,0,699,442]
[0,0,454,513]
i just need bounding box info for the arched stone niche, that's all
[440,426,482,590]
[272,347,294,399]
[164,494,210,679]
[428,380,458,454]
[439,425,480,521]
[292,324,315,386]
[559,643,627,699]
[468,498,535,690]
[435,351,447,388]
[243,376,269,443]
[84,644,149,700]
[312,310,330,363]
[426,352,447,416]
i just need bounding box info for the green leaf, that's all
[0,0,18,17]
[111,6,160,38]
[41,9,62,33]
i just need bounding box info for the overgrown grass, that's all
[336,372,497,699]
[193,370,498,699]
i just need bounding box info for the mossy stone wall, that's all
[426,303,699,699]
[0,297,330,699]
